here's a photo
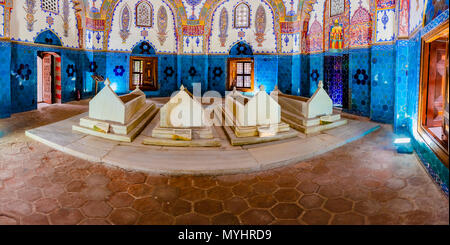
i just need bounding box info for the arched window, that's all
[234,2,250,28]
[136,1,153,27]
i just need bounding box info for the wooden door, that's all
[426,41,447,127]
[42,54,53,104]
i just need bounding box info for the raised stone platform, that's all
[25,112,380,175]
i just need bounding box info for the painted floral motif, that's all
[61,0,70,37]
[377,0,396,9]
[136,1,153,27]
[255,5,266,47]
[24,0,37,32]
[349,3,371,47]
[353,69,369,85]
[218,7,228,47]
[185,0,202,20]
[119,4,131,43]
[398,0,409,37]
[307,17,323,52]
[113,66,125,76]
[381,10,389,30]
[157,6,168,46]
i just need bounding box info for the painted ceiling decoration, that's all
[3,0,437,53]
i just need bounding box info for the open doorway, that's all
[37,52,62,106]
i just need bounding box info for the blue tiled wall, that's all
[300,54,310,97]
[309,53,324,96]
[207,56,227,96]
[10,43,38,113]
[349,48,371,117]
[277,55,301,96]
[0,42,11,118]
[394,40,409,131]
[370,45,395,124]
[253,55,278,94]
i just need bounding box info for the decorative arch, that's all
[229,41,254,55]
[104,0,179,52]
[205,0,280,53]
[132,41,156,55]
[34,30,63,46]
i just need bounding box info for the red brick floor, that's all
[0,101,448,225]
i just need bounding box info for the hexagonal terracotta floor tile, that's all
[83,186,111,201]
[240,209,274,225]
[79,219,111,225]
[270,203,303,219]
[248,195,277,209]
[331,212,365,225]
[224,196,249,215]
[57,192,87,208]
[65,180,87,192]
[207,186,233,201]
[0,215,18,225]
[132,197,161,213]
[21,213,49,225]
[354,199,381,216]
[385,178,407,190]
[318,184,343,198]
[298,194,325,209]
[107,180,129,193]
[109,208,139,225]
[175,213,210,225]
[3,199,33,216]
[108,192,135,208]
[275,176,298,188]
[138,211,174,225]
[192,177,217,189]
[252,181,278,195]
[34,198,60,214]
[232,183,253,197]
[212,213,240,225]
[17,187,42,202]
[194,199,223,215]
[370,188,398,202]
[152,185,179,202]
[81,200,112,218]
[296,180,319,194]
[324,198,353,213]
[179,187,206,202]
[49,208,84,225]
[301,209,331,225]
[273,189,300,202]
[128,183,153,198]
[162,199,192,216]
[367,213,400,225]
[124,172,147,184]
[85,174,110,186]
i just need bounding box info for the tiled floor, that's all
[0,101,448,225]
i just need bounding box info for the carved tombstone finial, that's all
[259,85,265,92]
[273,85,279,91]
[318,81,323,88]
[232,86,237,93]
[180,84,185,91]
[104,78,111,87]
